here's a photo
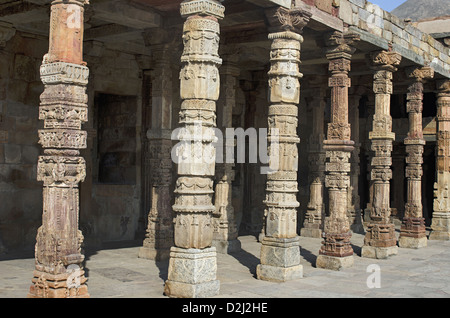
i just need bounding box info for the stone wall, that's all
[0,31,47,253]
[82,47,144,245]
[339,0,450,78]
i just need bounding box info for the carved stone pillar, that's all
[348,87,365,234]
[164,0,224,298]
[256,7,311,282]
[316,31,360,271]
[139,44,174,261]
[363,93,375,223]
[361,50,401,259]
[430,80,450,240]
[399,66,434,248]
[28,0,90,298]
[212,60,241,253]
[302,79,327,238]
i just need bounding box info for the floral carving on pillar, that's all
[29,0,90,298]
[361,50,401,259]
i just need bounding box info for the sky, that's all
[368,0,408,12]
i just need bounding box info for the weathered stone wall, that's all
[0,31,47,253]
[82,47,143,245]
[339,0,450,77]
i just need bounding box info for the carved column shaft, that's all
[431,80,450,240]
[348,90,364,233]
[212,62,241,253]
[316,31,360,271]
[362,50,401,259]
[302,83,327,238]
[256,7,311,282]
[29,0,90,298]
[400,66,434,248]
[139,45,174,261]
[164,0,224,298]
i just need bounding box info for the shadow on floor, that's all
[229,243,260,278]
[300,247,317,266]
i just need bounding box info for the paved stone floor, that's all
[1,230,450,298]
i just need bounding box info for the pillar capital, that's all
[325,31,360,58]
[436,79,450,95]
[406,66,434,83]
[180,0,225,19]
[274,6,312,33]
[368,50,401,71]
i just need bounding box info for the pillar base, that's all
[429,231,450,240]
[256,263,303,282]
[316,254,354,271]
[361,245,398,259]
[28,270,89,298]
[212,238,241,254]
[399,236,427,249]
[257,236,302,282]
[164,247,219,298]
[138,246,171,261]
[430,212,450,240]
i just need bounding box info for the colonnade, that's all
[27,0,450,298]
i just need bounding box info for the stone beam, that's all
[246,0,291,9]
[92,0,162,29]
[0,1,48,24]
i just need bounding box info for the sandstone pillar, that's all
[212,60,241,253]
[399,66,434,248]
[302,80,327,238]
[361,50,401,259]
[256,7,311,282]
[316,31,360,271]
[139,44,174,261]
[430,80,450,240]
[164,0,224,298]
[348,88,365,234]
[28,0,90,298]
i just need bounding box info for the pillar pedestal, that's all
[164,247,220,298]
[257,237,303,282]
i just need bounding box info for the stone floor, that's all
[1,230,450,298]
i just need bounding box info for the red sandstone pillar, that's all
[28,0,90,298]
[316,31,360,271]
